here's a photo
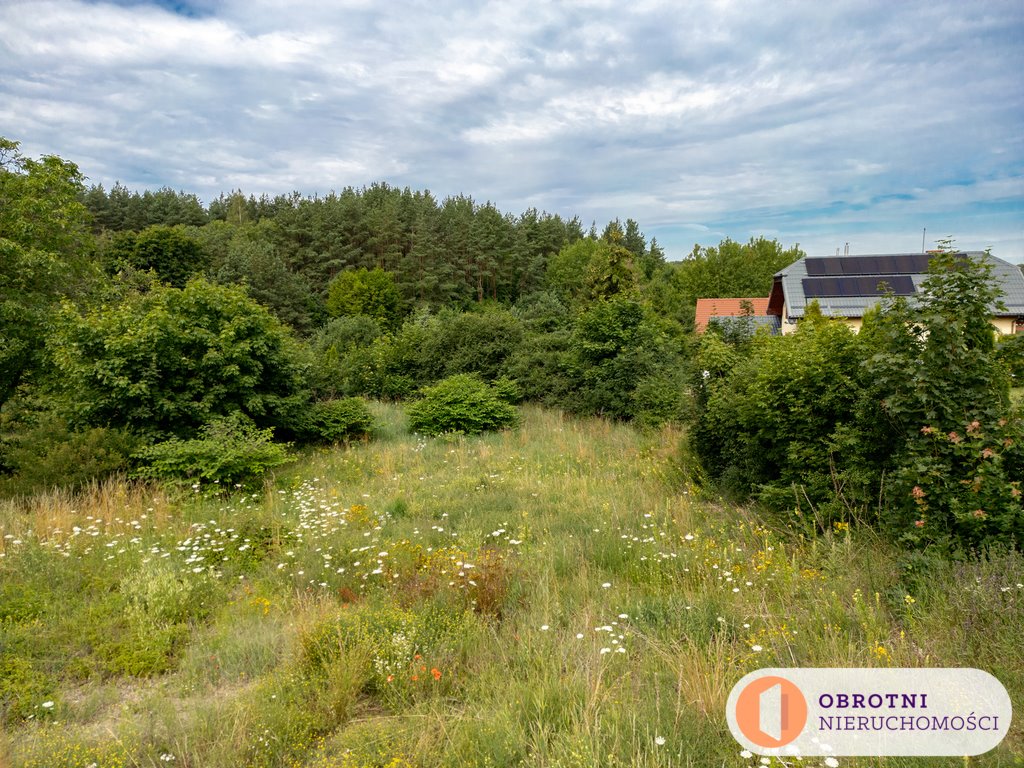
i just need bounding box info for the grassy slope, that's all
[0,404,1021,767]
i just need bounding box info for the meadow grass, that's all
[0,404,1021,767]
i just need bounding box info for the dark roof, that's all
[769,251,1024,322]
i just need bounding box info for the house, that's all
[694,297,780,334]
[766,251,1024,335]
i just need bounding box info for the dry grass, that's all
[0,477,178,548]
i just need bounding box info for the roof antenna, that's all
[844,242,849,256]
[922,227,926,253]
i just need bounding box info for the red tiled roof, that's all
[694,297,770,333]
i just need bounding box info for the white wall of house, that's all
[992,317,1018,336]
[784,314,1015,335]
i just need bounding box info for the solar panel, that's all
[891,254,932,273]
[805,258,836,276]
[805,254,937,276]
[802,276,916,297]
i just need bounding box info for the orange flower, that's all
[431,668,441,680]
[411,675,418,681]
[914,520,925,528]
[386,675,394,683]
[414,654,422,660]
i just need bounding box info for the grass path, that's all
[1,405,1021,767]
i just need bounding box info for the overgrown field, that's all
[1,405,1021,767]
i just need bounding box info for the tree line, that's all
[5,136,1017,552]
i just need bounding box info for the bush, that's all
[693,312,867,508]
[308,316,384,399]
[500,330,575,407]
[132,413,292,490]
[427,308,524,381]
[302,398,375,444]
[890,415,1023,549]
[0,410,138,496]
[862,249,1021,549]
[406,374,519,436]
[996,331,1024,385]
[121,558,216,627]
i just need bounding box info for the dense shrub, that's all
[996,331,1024,385]
[891,415,1023,549]
[308,315,385,398]
[862,250,1022,549]
[302,398,375,444]
[406,374,519,436]
[426,307,524,382]
[48,278,309,439]
[132,413,292,490]
[323,308,527,402]
[693,310,867,509]
[0,411,138,496]
[567,296,687,424]
[690,248,1023,550]
[500,330,575,407]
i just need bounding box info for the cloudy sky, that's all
[2,0,1022,262]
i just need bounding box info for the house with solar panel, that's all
[766,251,1024,335]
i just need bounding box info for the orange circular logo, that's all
[734,675,808,748]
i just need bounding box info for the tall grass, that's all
[1,405,1020,767]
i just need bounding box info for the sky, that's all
[2,0,1022,263]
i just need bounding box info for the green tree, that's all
[0,138,95,412]
[213,231,316,333]
[863,247,1021,548]
[326,267,404,330]
[584,241,639,302]
[48,278,308,439]
[569,296,686,423]
[105,225,207,288]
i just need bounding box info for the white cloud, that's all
[0,0,1019,262]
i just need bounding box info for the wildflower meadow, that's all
[1,405,1021,767]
